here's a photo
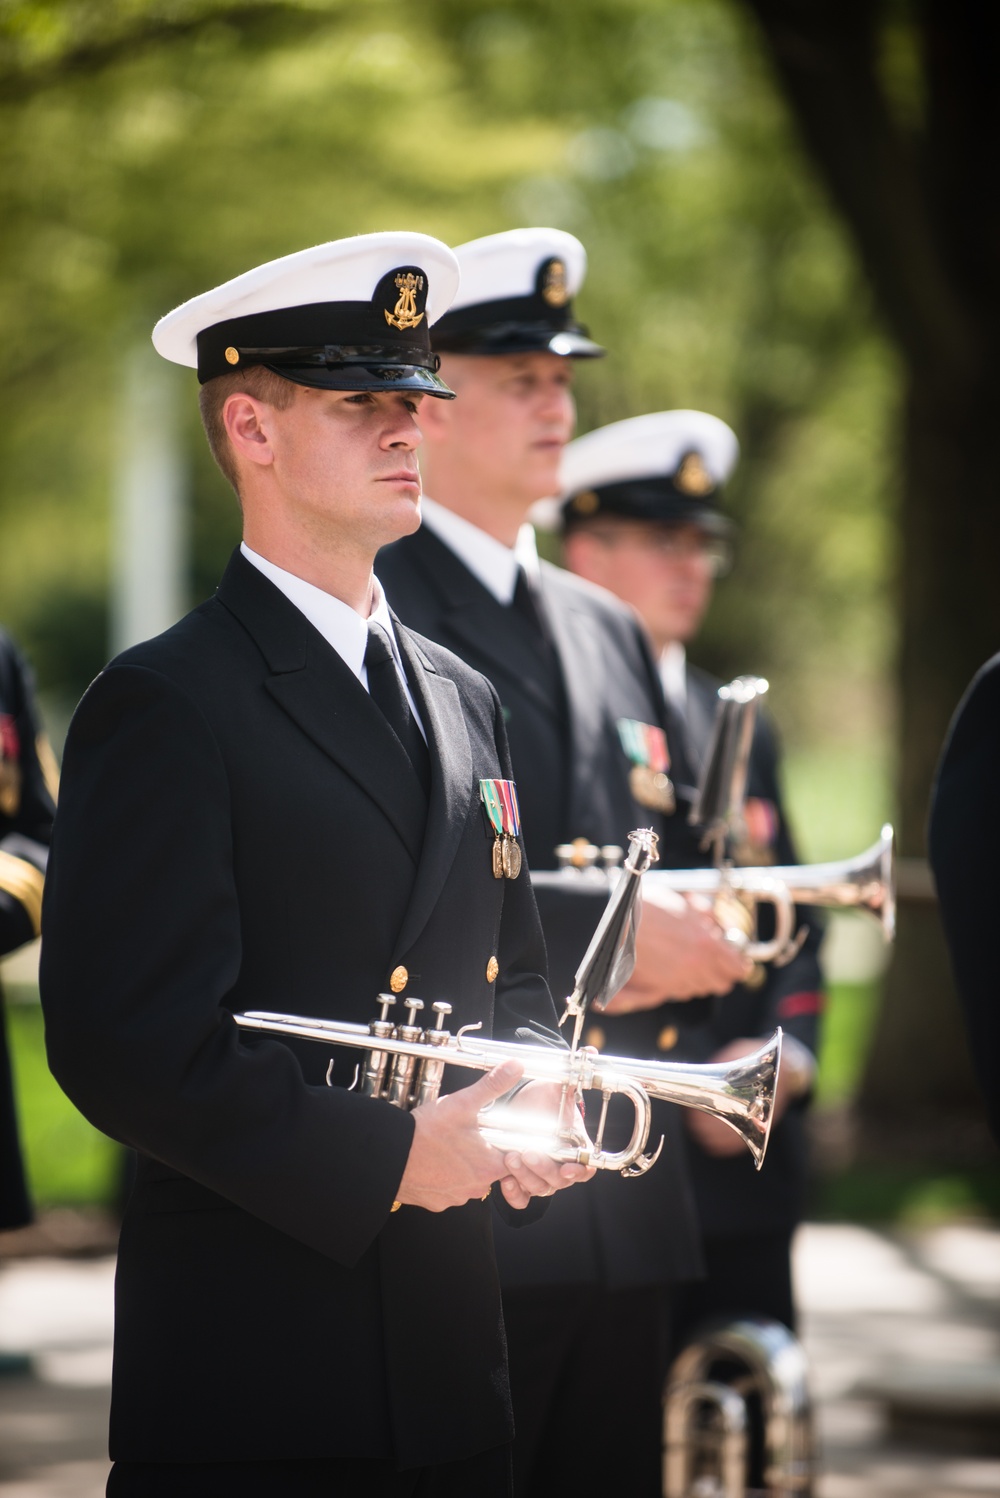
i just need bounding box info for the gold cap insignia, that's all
[657,1025,678,1052]
[224,346,240,365]
[584,1024,606,1051]
[571,490,600,515]
[674,451,714,497]
[486,955,499,984]
[541,258,570,308]
[385,272,425,331]
[389,965,409,993]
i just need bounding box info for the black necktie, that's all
[511,566,553,653]
[364,621,431,797]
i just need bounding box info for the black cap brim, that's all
[433,321,605,359]
[562,486,733,534]
[262,362,455,398]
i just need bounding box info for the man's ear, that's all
[223,394,277,469]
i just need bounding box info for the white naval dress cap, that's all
[530,410,739,532]
[431,227,604,358]
[151,232,461,397]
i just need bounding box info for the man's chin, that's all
[525,456,564,506]
[385,493,423,544]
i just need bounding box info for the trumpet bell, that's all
[599,1028,782,1172]
[781,823,895,942]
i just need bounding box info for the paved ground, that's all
[1,1223,999,1495]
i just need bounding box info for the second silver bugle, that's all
[535,824,895,967]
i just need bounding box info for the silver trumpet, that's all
[643,822,896,962]
[535,824,896,969]
[234,829,782,1178]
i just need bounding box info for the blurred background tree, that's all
[740,0,998,1157]
[0,0,895,747]
[0,0,991,1201]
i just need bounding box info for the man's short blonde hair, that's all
[198,366,297,495]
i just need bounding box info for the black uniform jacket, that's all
[929,652,1000,1144]
[39,550,560,1468]
[378,524,703,1290]
[0,630,56,1229]
[666,663,825,1237]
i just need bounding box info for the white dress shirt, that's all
[240,542,426,736]
[659,641,688,712]
[419,497,540,606]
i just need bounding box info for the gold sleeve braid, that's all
[0,850,45,937]
[36,733,60,804]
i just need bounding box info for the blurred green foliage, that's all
[814,981,881,1108]
[813,1167,1000,1226]
[1,0,896,767]
[6,996,119,1205]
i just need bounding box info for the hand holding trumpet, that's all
[396,1061,595,1212]
[603,885,754,1013]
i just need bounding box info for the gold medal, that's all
[629,763,675,814]
[492,836,505,879]
[502,835,522,880]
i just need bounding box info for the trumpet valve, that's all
[375,993,397,1024]
[414,1014,451,1109]
[361,997,398,1098]
[555,837,601,870]
[387,999,425,1108]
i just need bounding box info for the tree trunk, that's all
[742,0,1000,1153]
[857,367,1000,1155]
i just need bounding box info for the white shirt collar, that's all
[660,641,688,709]
[240,542,400,681]
[420,497,540,606]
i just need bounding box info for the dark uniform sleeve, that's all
[0,633,56,958]
[928,657,1000,1143]
[0,632,55,1230]
[40,664,415,1268]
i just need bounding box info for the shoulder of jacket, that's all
[537,558,643,635]
[83,601,236,715]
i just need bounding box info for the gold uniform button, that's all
[224,346,240,365]
[486,956,499,984]
[657,1025,678,1052]
[389,965,408,994]
[584,1025,606,1051]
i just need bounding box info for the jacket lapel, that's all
[217,552,426,865]
[682,667,719,768]
[400,528,560,719]
[536,566,611,834]
[391,622,474,956]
